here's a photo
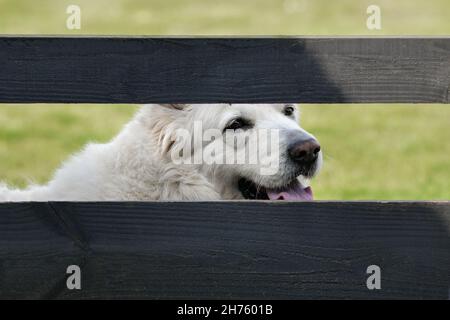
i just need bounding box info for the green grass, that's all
[0,0,449,199]
[1,0,450,35]
[0,105,137,187]
[301,105,450,200]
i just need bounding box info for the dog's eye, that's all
[283,105,295,116]
[224,118,252,132]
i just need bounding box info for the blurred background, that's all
[0,0,449,199]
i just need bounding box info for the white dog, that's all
[0,104,322,201]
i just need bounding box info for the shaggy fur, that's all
[0,104,322,201]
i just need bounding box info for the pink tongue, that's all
[266,183,313,201]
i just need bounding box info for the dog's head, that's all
[146,103,322,200]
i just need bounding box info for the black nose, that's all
[289,139,321,165]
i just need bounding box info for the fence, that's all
[0,37,449,299]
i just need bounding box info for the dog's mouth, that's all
[238,178,313,201]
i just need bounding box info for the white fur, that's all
[0,104,322,201]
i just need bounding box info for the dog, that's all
[0,104,322,201]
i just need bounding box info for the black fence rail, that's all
[0,37,449,103]
[0,202,449,299]
[0,37,449,299]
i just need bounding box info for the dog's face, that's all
[157,103,322,200]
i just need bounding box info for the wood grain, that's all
[0,202,448,299]
[0,37,449,103]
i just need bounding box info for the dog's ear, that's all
[159,104,188,111]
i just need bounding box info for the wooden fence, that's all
[0,37,449,299]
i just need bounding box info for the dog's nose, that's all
[289,139,321,165]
